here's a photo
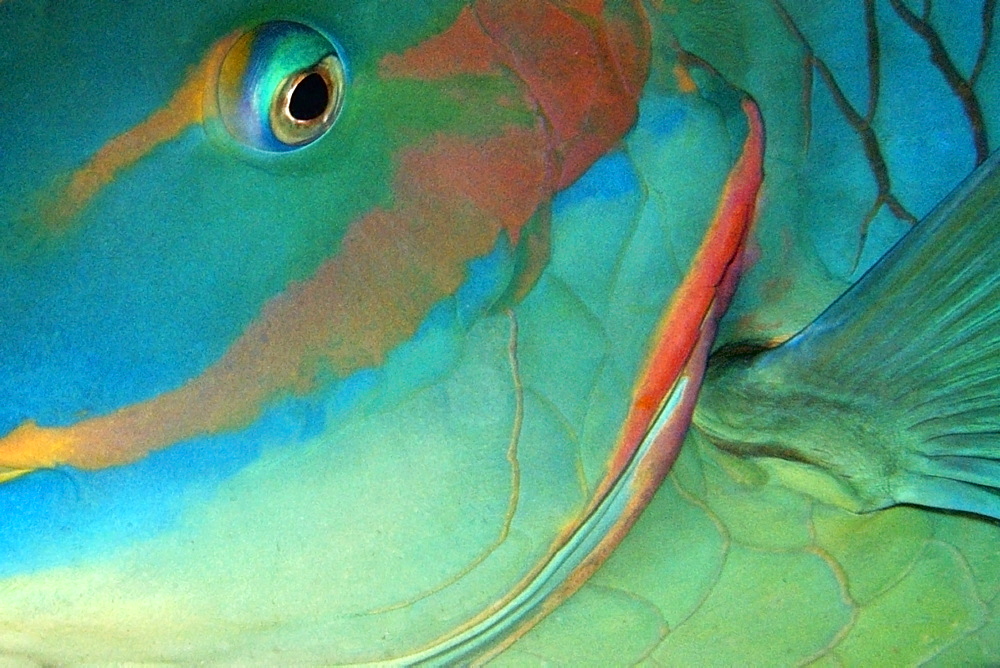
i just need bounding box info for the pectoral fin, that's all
[696,150,1000,519]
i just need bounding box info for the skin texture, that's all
[0,0,997,664]
[498,1,1000,664]
[0,0,755,662]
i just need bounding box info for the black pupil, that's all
[288,72,330,122]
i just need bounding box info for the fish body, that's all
[0,0,998,664]
[1,0,760,661]
[502,2,1000,663]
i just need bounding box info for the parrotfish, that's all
[0,1,996,665]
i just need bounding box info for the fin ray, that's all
[917,453,1000,487]
[798,150,1000,517]
[896,477,1000,519]
[697,150,1000,519]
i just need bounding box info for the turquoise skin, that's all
[502,2,1000,664]
[0,0,749,661]
[1,0,998,664]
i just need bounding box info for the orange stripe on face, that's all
[38,31,240,229]
[0,126,554,472]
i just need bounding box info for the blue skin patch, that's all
[637,93,688,138]
[554,151,643,214]
[456,235,515,325]
[553,95,683,217]
[0,394,326,578]
[0,234,518,578]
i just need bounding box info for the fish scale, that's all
[1,0,999,664]
[0,0,742,660]
[500,1,1000,663]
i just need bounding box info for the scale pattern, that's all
[498,0,1000,663]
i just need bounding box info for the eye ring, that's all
[215,21,347,153]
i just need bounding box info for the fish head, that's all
[0,1,763,662]
[2,0,653,465]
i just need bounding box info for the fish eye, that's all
[217,21,346,152]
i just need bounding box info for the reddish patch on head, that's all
[380,8,500,79]
[603,8,653,100]
[557,0,606,16]
[0,1,652,473]
[475,0,650,187]
[382,0,650,189]
[399,131,553,246]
